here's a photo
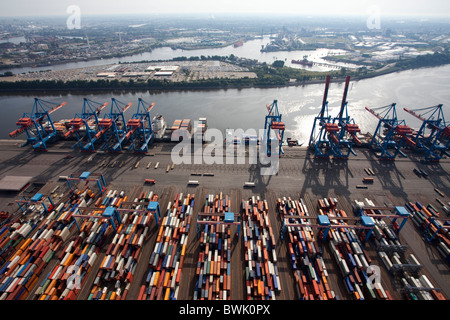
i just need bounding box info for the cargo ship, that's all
[292,56,313,67]
[233,40,244,48]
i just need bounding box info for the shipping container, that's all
[140,193,194,300]
[277,197,335,300]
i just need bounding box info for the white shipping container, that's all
[419,275,433,289]
[116,257,124,273]
[355,283,364,300]
[340,259,350,276]
[353,254,363,269]
[39,229,48,240]
[138,234,144,247]
[409,254,421,266]
[392,255,402,266]
[9,256,21,268]
[351,242,362,255]
[20,224,33,237]
[61,252,71,266]
[276,275,282,291]
[6,278,20,293]
[359,254,369,270]
[52,266,64,280]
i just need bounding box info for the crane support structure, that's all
[124,98,155,153]
[309,76,360,159]
[66,98,109,152]
[366,103,416,160]
[309,75,332,159]
[403,104,450,162]
[264,100,285,157]
[9,98,67,151]
[330,76,360,159]
[91,98,132,152]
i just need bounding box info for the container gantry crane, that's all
[403,104,450,162]
[309,75,333,159]
[65,98,109,152]
[123,98,155,153]
[329,76,361,159]
[93,98,132,152]
[9,98,67,151]
[264,100,285,157]
[365,103,416,160]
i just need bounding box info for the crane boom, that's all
[320,75,331,118]
[365,106,382,120]
[338,76,351,118]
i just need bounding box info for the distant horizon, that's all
[1,12,450,20]
[1,0,450,19]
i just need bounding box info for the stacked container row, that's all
[139,193,194,300]
[319,198,391,300]
[89,191,159,300]
[0,186,98,300]
[242,196,280,300]
[33,189,123,300]
[277,197,335,300]
[193,193,232,300]
[406,201,450,264]
[365,203,446,300]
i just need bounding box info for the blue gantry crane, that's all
[264,100,285,157]
[365,103,416,160]
[309,75,332,158]
[403,104,450,162]
[86,98,132,152]
[123,98,156,153]
[329,76,361,159]
[9,98,67,151]
[310,75,358,159]
[65,98,109,152]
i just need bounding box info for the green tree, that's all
[272,60,285,68]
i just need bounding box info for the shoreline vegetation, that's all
[0,51,449,93]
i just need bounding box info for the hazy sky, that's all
[1,0,450,17]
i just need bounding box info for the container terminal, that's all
[0,76,448,301]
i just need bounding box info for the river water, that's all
[7,35,356,75]
[1,64,450,142]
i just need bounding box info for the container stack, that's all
[277,197,335,300]
[193,193,232,300]
[242,196,280,300]
[319,198,391,300]
[139,193,194,300]
[180,119,192,133]
[364,204,446,300]
[0,218,63,300]
[406,201,450,264]
[195,118,207,141]
[170,119,182,132]
[33,190,121,300]
[0,187,97,300]
[88,191,159,300]
[0,221,38,264]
